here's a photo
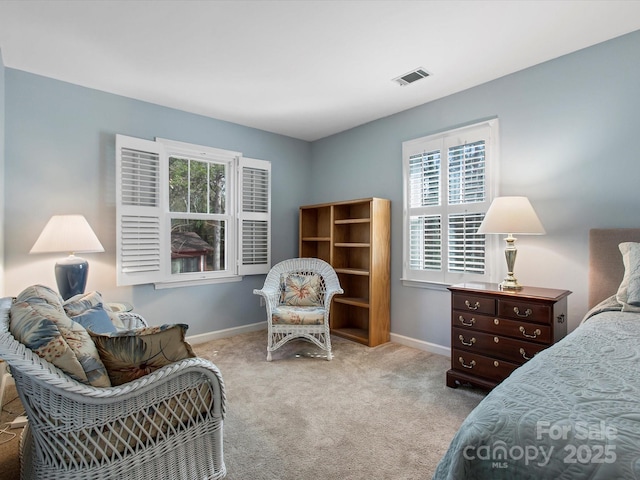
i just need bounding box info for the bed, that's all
[432,229,640,480]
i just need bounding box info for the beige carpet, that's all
[0,380,23,479]
[0,331,485,479]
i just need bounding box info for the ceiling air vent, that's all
[393,68,430,86]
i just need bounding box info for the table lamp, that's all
[30,215,105,300]
[477,196,545,290]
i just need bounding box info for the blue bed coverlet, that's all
[433,308,640,480]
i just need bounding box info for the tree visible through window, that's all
[169,156,228,274]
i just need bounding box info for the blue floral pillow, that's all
[10,285,111,387]
[70,304,118,334]
[64,291,125,329]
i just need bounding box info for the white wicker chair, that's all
[0,297,226,480]
[253,258,343,361]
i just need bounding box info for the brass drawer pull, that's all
[458,316,475,327]
[513,307,533,318]
[520,348,532,360]
[458,357,476,369]
[458,335,476,347]
[519,326,541,339]
[465,300,480,311]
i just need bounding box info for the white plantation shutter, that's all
[408,148,443,273]
[448,212,485,274]
[402,119,498,284]
[238,157,271,275]
[448,140,486,205]
[409,150,440,207]
[116,135,166,286]
[409,215,441,271]
[446,139,488,275]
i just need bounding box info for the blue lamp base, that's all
[55,255,89,300]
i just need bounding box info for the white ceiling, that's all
[1,0,640,141]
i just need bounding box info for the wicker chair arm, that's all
[324,286,344,305]
[253,288,280,308]
[116,311,148,329]
[71,358,222,408]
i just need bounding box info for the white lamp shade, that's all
[30,215,105,254]
[477,196,545,235]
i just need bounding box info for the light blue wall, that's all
[0,50,5,297]
[4,70,311,335]
[310,30,640,347]
[3,30,640,349]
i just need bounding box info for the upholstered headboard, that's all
[589,228,640,308]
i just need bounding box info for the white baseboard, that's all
[186,322,450,358]
[390,332,451,357]
[186,321,267,345]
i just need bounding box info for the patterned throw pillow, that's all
[281,273,321,306]
[617,242,640,307]
[10,285,111,387]
[70,304,118,334]
[90,324,197,386]
[272,305,326,325]
[64,291,125,329]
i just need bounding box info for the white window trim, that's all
[116,134,271,288]
[401,118,500,288]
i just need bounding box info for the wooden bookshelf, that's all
[299,198,390,347]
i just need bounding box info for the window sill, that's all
[154,275,243,290]
[400,279,451,292]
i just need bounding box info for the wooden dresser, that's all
[447,283,571,390]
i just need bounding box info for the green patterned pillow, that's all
[89,324,197,386]
[10,285,111,387]
[281,273,321,306]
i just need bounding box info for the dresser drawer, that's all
[453,313,552,344]
[452,293,496,315]
[453,327,547,364]
[498,299,551,324]
[452,348,519,382]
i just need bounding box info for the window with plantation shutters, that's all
[402,119,498,285]
[116,134,271,287]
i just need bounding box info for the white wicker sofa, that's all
[0,285,226,480]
